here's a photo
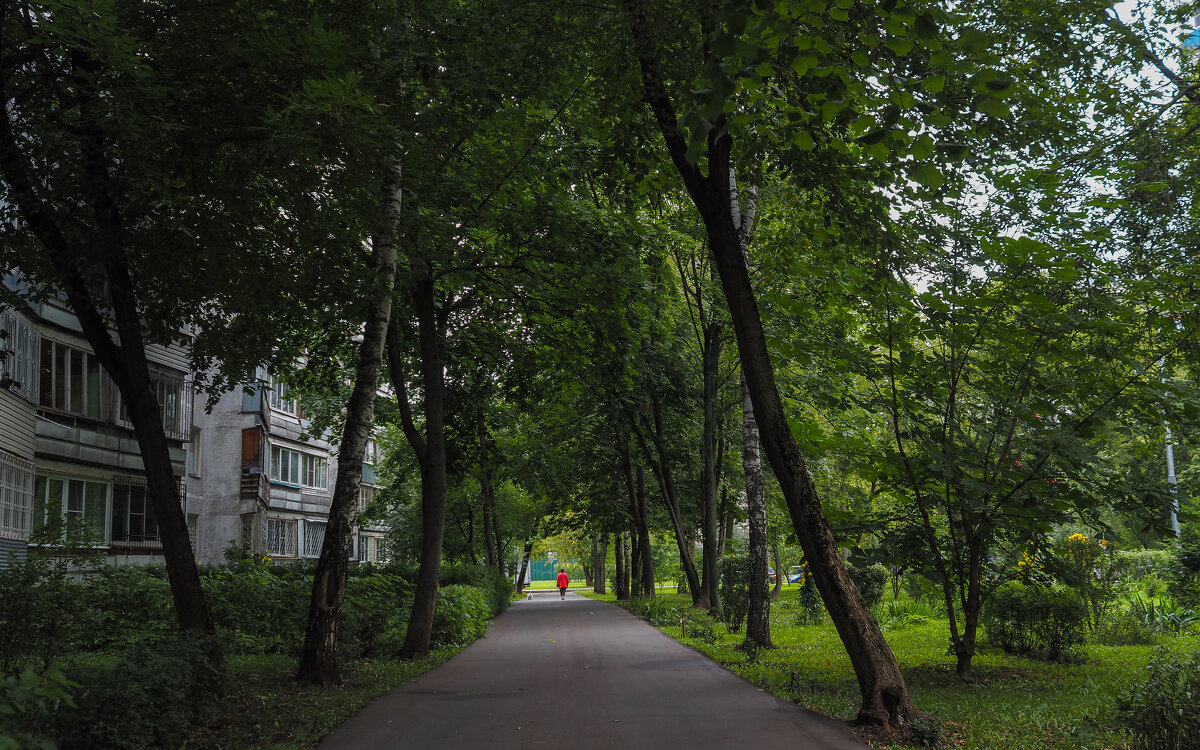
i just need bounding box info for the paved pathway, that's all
[319,592,866,749]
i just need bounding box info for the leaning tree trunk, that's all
[633,398,704,606]
[708,180,917,728]
[621,1,920,726]
[514,537,534,593]
[0,104,214,637]
[743,375,774,648]
[387,264,449,660]
[297,165,400,685]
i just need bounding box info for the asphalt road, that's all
[318,592,867,749]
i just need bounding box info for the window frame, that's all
[269,445,328,490]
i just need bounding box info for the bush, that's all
[1092,609,1157,646]
[1115,549,1175,581]
[981,582,1087,662]
[682,612,719,644]
[630,597,680,627]
[0,667,75,750]
[1119,647,1200,750]
[201,559,310,655]
[719,550,750,633]
[430,585,491,647]
[794,577,826,626]
[1168,523,1200,608]
[440,565,511,617]
[80,566,174,652]
[0,560,90,671]
[50,635,223,750]
[339,574,412,660]
[847,563,888,609]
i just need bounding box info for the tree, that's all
[615,0,923,727]
[0,0,368,637]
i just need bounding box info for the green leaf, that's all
[921,75,945,94]
[912,165,944,189]
[791,130,815,150]
[792,54,819,77]
[885,38,914,56]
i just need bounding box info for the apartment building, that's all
[188,373,388,565]
[0,286,387,568]
[0,287,194,566]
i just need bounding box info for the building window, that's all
[111,476,158,544]
[359,535,385,563]
[33,474,108,542]
[359,484,377,514]
[39,340,102,419]
[364,438,379,465]
[268,376,298,416]
[0,309,40,402]
[264,517,297,557]
[269,446,327,490]
[0,452,35,541]
[303,521,326,558]
[186,427,202,476]
[187,513,198,549]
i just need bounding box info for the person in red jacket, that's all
[556,568,569,600]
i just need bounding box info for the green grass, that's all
[182,650,462,750]
[579,588,1200,749]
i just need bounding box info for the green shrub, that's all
[1127,595,1200,636]
[1115,549,1175,581]
[0,560,90,671]
[719,550,750,633]
[51,635,223,750]
[1168,523,1200,608]
[440,565,511,617]
[848,563,888,609]
[80,567,174,652]
[1119,646,1200,750]
[430,585,491,647]
[0,667,75,750]
[682,612,718,644]
[981,582,1087,662]
[795,578,826,625]
[201,559,309,655]
[1092,609,1157,646]
[340,574,412,660]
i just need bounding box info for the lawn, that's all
[580,587,1200,749]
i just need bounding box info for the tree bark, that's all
[387,263,448,660]
[621,0,919,727]
[593,532,608,594]
[297,162,400,685]
[635,464,654,596]
[743,375,774,648]
[614,530,628,600]
[700,318,722,614]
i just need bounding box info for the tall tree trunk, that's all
[480,464,497,568]
[620,444,654,597]
[614,531,627,600]
[492,500,506,579]
[743,375,774,648]
[700,316,723,614]
[0,90,213,637]
[298,165,400,684]
[582,558,594,588]
[621,2,919,726]
[387,263,448,660]
[636,464,654,596]
[593,532,608,594]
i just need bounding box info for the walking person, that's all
[556,568,569,600]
